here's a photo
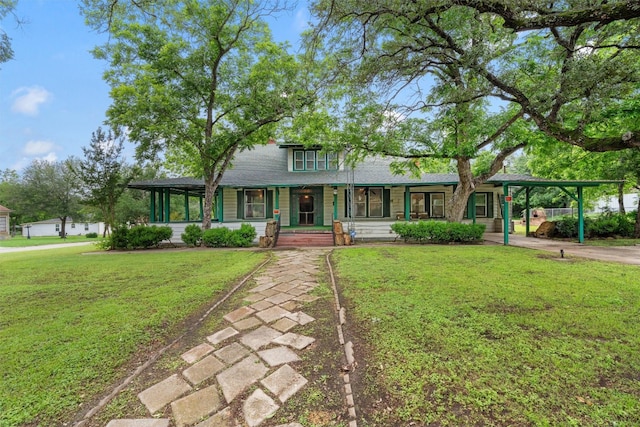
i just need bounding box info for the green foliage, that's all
[202,224,256,248]
[85,232,98,238]
[181,224,203,247]
[109,225,172,249]
[391,221,485,244]
[554,213,635,238]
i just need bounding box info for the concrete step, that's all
[276,233,334,247]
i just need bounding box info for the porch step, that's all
[275,232,334,247]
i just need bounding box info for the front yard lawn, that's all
[334,246,640,426]
[0,235,100,247]
[0,246,266,426]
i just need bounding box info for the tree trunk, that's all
[617,182,626,215]
[202,173,216,230]
[446,158,475,222]
[60,217,67,238]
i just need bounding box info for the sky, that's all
[0,0,309,173]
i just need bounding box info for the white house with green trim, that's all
[129,142,617,245]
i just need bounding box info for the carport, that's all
[500,179,622,245]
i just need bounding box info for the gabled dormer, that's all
[279,143,344,172]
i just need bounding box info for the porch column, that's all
[578,186,584,243]
[158,190,164,222]
[150,189,156,223]
[470,192,476,225]
[525,188,531,236]
[199,196,204,221]
[404,187,411,221]
[164,188,171,223]
[332,187,337,220]
[503,184,509,245]
[217,191,224,222]
[184,191,190,222]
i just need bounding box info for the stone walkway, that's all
[105,249,347,427]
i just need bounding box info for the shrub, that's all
[554,213,633,239]
[554,216,580,238]
[201,224,257,248]
[85,232,98,238]
[202,227,232,247]
[181,224,203,247]
[110,225,130,249]
[126,225,173,249]
[391,220,486,244]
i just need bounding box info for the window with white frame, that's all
[430,193,445,217]
[369,188,383,217]
[476,193,488,217]
[55,224,60,232]
[293,150,339,171]
[244,189,266,218]
[354,188,367,217]
[71,223,76,229]
[84,223,89,231]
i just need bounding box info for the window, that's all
[294,151,304,170]
[244,189,266,219]
[84,223,89,231]
[293,150,339,171]
[430,193,445,218]
[346,187,389,218]
[411,193,426,214]
[55,224,60,232]
[476,193,488,217]
[369,188,383,217]
[71,223,76,229]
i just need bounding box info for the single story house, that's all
[129,142,618,245]
[21,217,105,238]
[0,205,11,239]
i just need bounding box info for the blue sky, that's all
[0,0,309,172]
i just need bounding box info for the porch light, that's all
[333,188,338,195]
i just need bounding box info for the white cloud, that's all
[11,86,53,116]
[294,9,309,32]
[22,140,56,156]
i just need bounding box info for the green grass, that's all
[0,246,267,426]
[583,238,640,247]
[333,246,640,426]
[0,235,99,247]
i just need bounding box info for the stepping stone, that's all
[274,424,304,427]
[182,355,225,385]
[240,326,283,351]
[244,293,266,303]
[285,311,315,326]
[216,355,268,403]
[293,294,320,303]
[138,374,192,414]
[181,343,214,364]
[207,327,239,345]
[195,407,235,427]
[273,282,296,293]
[258,346,301,367]
[214,342,250,365]
[261,364,308,403]
[279,300,299,311]
[272,317,298,332]
[171,385,222,427]
[259,288,279,297]
[249,283,276,293]
[266,292,295,305]
[272,333,315,350]
[243,389,280,427]
[250,300,274,311]
[233,316,262,331]
[223,306,255,323]
[106,420,170,427]
[287,287,308,297]
[255,306,291,323]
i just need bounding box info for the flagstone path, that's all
[105,249,356,427]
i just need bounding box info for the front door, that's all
[299,195,314,225]
[290,187,323,226]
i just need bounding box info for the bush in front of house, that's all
[110,225,130,249]
[127,225,173,249]
[202,224,256,248]
[554,213,634,239]
[181,224,203,247]
[391,220,486,244]
[86,232,98,238]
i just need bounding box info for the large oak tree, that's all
[85,0,310,229]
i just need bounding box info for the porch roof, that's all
[128,144,620,191]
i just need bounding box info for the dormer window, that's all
[293,150,339,171]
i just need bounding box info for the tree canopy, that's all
[86,0,311,228]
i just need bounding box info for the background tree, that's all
[306,0,640,220]
[0,0,19,65]
[20,160,82,237]
[70,127,135,238]
[85,0,310,229]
